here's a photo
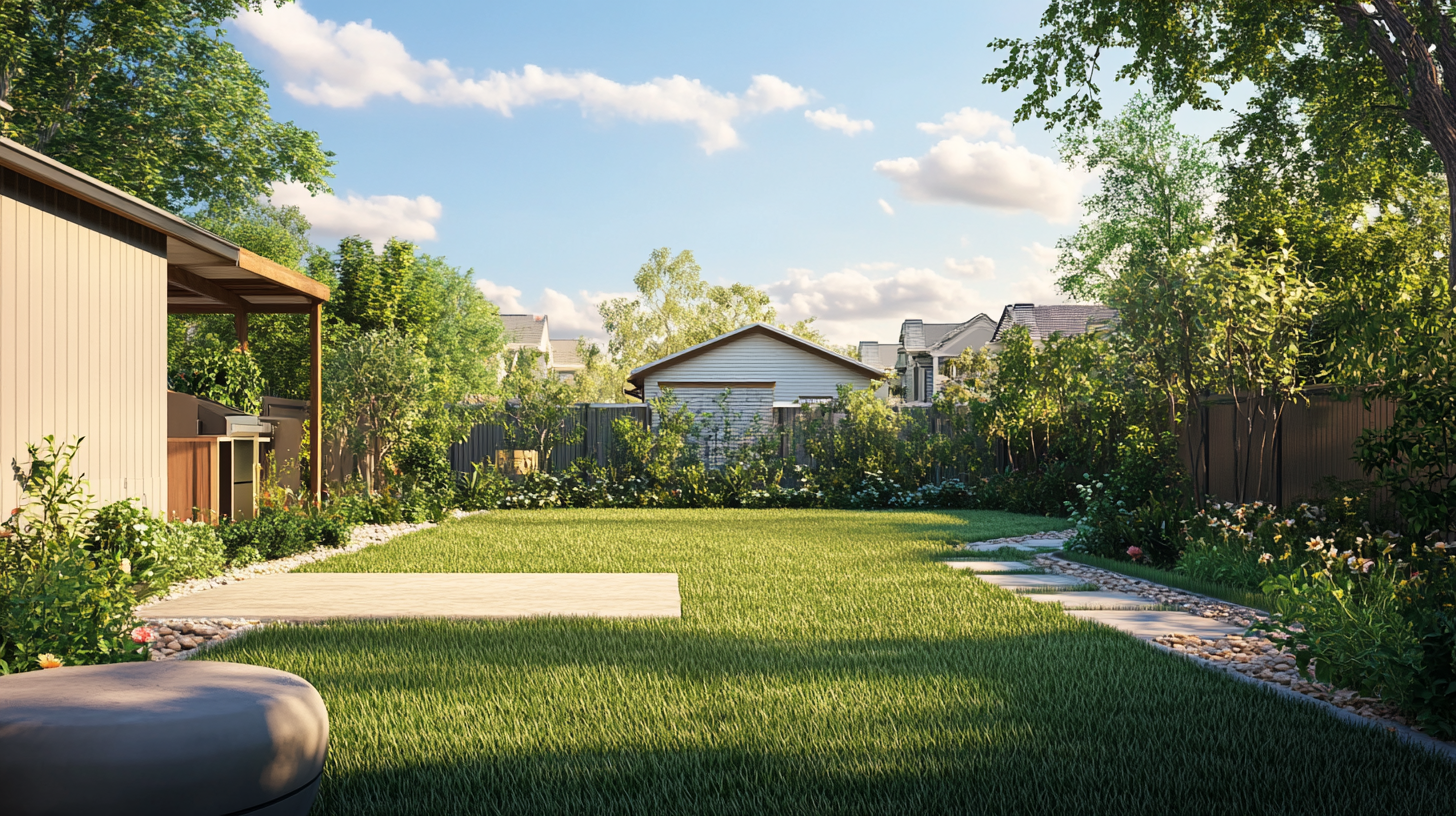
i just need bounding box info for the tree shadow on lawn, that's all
[210,620,1456,816]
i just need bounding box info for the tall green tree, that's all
[986,0,1456,304]
[597,247,825,373]
[0,0,332,211]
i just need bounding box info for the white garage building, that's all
[626,323,884,441]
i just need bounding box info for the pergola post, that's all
[310,301,323,504]
[234,312,249,352]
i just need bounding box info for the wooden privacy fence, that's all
[1182,389,1395,508]
[449,403,650,474]
[449,393,1393,504]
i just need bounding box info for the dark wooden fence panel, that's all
[449,403,651,474]
[1183,390,1394,507]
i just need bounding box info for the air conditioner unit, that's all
[224,416,270,437]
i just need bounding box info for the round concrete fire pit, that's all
[0,660,328,816]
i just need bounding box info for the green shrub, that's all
[152,520,226,585]
[0,438,150,674]
[1065,428,1188,564]
[1256,535,1456,738]
[220,508,311,561]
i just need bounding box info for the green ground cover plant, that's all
[205,510,1456,815]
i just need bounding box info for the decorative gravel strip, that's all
[137,517,474,660]
[956,528,1075,551]
[1035,553,1268,626]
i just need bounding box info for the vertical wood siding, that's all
[1,169,168,514]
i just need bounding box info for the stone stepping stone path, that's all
[975,573,1090,591]
[1018,590,1165,610]
[137,573,682,622]
[1062,609,1246,639]
[938,560,1038,573]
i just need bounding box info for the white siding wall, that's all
[1,174,168,514]
[643,332,874,405]
[643,331,874,460]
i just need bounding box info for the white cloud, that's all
[234,3,807,153]
[473,281,628,347]
[873,136,1087,222]
[475,279,527,314]
[270,181,442,244]
[1008,242,1070,304]
[805,107,873,136]
[764,265,990,345]
[944,256,995,279]
[1022,241,1059,268]
[917,107,1016,143]
[878,198,895,216]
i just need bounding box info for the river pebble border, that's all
[137,514,484,660]
[1030,552,1440,736]
[1033,554,1269,626]
[956,529,1076,550]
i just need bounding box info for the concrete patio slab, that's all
[1065,609,1248,640]
[939,560,1036,572]
[1018,590,1164,610]
[137,573,681,622]
[975,573,1089,591]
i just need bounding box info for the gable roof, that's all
[629,322,883,387]
[898,314,995,354]
[992,303,1118,343]
[500,314,547,346]
[926,314,995,354]
[549,338,584,369]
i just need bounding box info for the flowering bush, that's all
[0,438,151,674]
[1256,532,1456,737]
[1177,494,1374,591]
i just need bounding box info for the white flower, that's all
[1258,553,1273,565]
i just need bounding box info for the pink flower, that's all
[130,626,155,644]
[1127,546,1143,559]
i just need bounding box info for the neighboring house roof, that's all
[857,341,901,369]
[549,339,584,370]
[0,136,328,312]
[629,322,883,387]
[500,314,547,347]
[897,314,994,357]
[991,303,1118,343]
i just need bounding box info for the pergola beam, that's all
[167,266,250,313]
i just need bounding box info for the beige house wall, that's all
[0,168,168,514]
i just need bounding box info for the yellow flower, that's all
[37,654,62,669]
[119,558,131,575]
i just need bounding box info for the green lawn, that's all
[207,510,1456,815]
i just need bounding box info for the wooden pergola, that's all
[165,243,329,500]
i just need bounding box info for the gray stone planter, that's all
[0,661,328,815]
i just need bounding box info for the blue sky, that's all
[230,1,1233,346]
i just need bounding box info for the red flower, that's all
[130,626,155,644]
[1127,546,1144,559]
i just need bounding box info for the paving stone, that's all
[136,573,682,621]
[939,560,1035,572]
[1065,609,1249,640]
[1017,590,1163,609]
[975,573,1089,590]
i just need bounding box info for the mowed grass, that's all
[206,510,1456,815]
